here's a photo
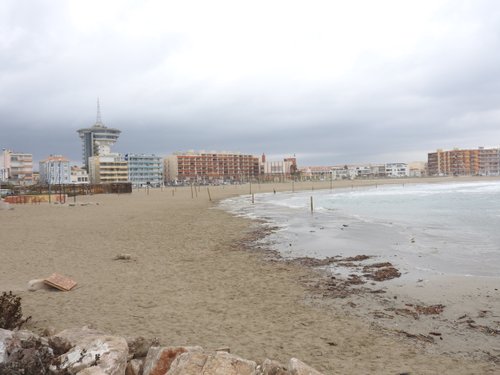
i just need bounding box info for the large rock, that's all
[50,326,105,355]
[54,335,128,375]
[77,367,108,375]
[1,329,54,372]
[258,359,288,375]
[166,351,209,375]
[143,346,203,375]
[288,358,323,375]
[200,351,257,375]
[126,336,156,359]
[126,359,144,375]
[0,329,14,363]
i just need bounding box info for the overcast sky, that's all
[2,0,500,167]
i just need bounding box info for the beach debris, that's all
[43,273,77,291]
[27,278,52,292]
[363,263,401,281]
[413,304,445,315]
[113,253,133,261]
[466,323,500,336]
[395,330,435,343]
[347,274,365,285]
[215,346,231,353]
[373,311,394,319]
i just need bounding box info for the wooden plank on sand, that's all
[44,273,77,291]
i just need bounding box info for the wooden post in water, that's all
[207,187,212,202]
[310,196,314,213]
[252,193,254,204]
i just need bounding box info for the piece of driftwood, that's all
[43,273,77,291]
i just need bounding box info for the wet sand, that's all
[0,177,498,374]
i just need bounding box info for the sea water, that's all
[219,181,500,279]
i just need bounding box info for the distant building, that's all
[165,151,260,183]
[88,154,128,183]
[0,149,33,185]
[39,155,71,185]
[71,166,89,184]
[125,153,163,187]
[77,100,121,171]
[408,161,427,177]
[427,147,499,176]
[385,163,409,178]
[260,154,298,181]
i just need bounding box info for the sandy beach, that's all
[0,177,499,374]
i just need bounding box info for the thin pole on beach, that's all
[207,187,212,202]
[310,196,314,213]
[190,183,194,199]
[252,193,254,204]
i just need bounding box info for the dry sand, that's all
[0,177,499,374]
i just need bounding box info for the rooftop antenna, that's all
[96,98,104,126]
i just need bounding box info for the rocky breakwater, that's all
[0,326,324,375]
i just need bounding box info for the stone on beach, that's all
[200,351,258,375]
[0,328,14,363]
[143,345,203,375]
[166,351,209,374]
[54,334,128,375]
[259,358,288,374]
[125,358,144,375]
[289,358,324,375]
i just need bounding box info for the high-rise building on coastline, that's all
[125,153,163,187]
[428,147,500,176]
[77,100,121,171]
[39,155,71,185]
[165,151,261,183]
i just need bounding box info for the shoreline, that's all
[1,177,499,373]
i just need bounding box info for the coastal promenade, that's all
[0,177,498,374]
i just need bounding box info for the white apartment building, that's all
[39,155,71,185]
[125,153,163,187]
[385,163,409,177]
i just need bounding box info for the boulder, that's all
[126,336,155,359]
[166,351,208,375]
[50,326,105,354]
[288,358,323,375]
[126,359,144,375]
[143,346,203,375]
[54,334,128,375]
[258,359,288,375]
[201,351,257,375]
[0,329,14,363]
[77,367,108,375]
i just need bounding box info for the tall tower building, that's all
[77,100,121,171]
